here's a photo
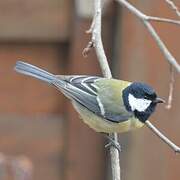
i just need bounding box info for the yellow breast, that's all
[72,101,144,133]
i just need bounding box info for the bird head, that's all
[122,82,165,123]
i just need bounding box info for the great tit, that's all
[15,61,164,133]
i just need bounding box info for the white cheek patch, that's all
[128,94,152,112]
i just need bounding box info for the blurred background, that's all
[0,0,179,180]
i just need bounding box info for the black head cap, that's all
[122,82,164,123]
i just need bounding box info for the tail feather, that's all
[15,61,56,83]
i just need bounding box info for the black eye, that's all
[144,93,156,100]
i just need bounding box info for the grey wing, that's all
[53,75,132,123]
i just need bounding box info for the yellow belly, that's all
[72,102,144,133]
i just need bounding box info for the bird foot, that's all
[105,135,121,152]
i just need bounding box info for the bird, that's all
[15,61,165,134]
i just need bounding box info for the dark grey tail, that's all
[15,61,56,83]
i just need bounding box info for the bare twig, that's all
[86,13,96,34]
[82,41,94,57]
[116,0,180,73]
[109,133,121,180]
[143,21,180,72]
[148,16,180,25]
[145,120,180,153]
[165,65,175,109]
[165,0,180,17]
[86,0,121,180]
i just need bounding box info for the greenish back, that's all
[95,79,131,116]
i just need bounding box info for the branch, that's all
[165,65,175,109]
[147,16,180,25]
[116,0,180,73]
[145,120,180,153]
[91,0,112,78]
[165,0,180,17]
[85,0,121,180]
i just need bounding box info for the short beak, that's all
[154,97,165,104]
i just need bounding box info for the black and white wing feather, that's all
[53,75,101,114]
[53,75,132,123]
[64,75,99,96]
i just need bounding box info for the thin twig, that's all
[145,120,180,153]
[86,13,96,34]
[148,16,180,25]
[143,21,180,72]
[82,41,94,57]
[165,65,175,109]
[165,0,180,17]
[87,0,121,180]
[116,0,180,73]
